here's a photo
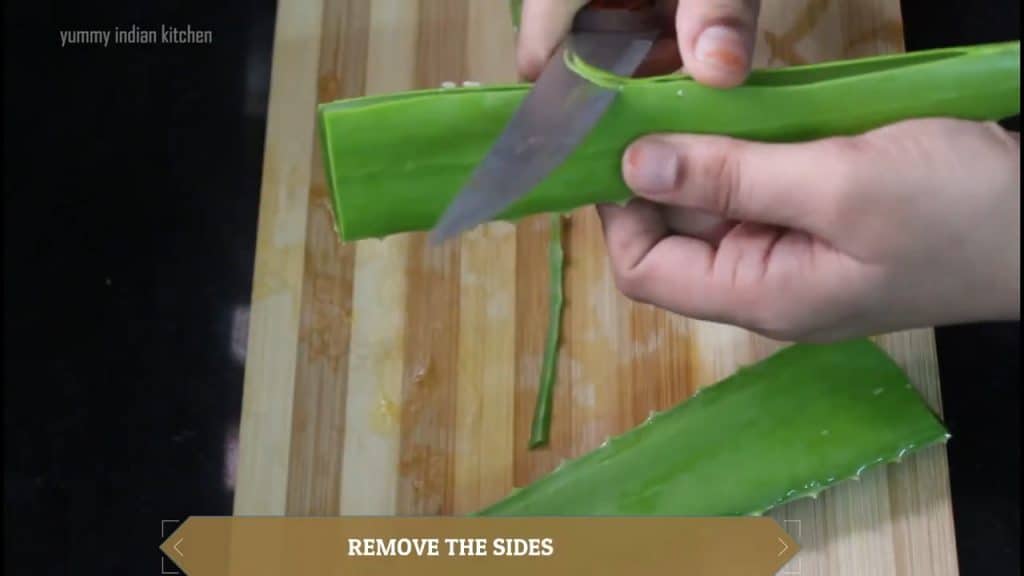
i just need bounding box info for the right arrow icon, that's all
[777,536,789,557]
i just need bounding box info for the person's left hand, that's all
[516,0,762,88]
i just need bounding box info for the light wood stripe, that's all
[234,0,325,516]
[880,330,957,576]
[620,304,691,427]
[340,233,410,515]
[453,220,517,514]
[565,209,627,455]
[830,468,898,574]
[452,1,519,515]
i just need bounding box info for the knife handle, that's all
[584,0,655,10]
[574,0,659,32]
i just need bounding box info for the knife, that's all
[429,0,662,244]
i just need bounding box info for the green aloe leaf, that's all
[509,0,522,30]
[528,214,566,450]
[475,339,950,516]
[317,41,1019,241]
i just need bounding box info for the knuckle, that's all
[611,263,651,304]
[516,52,543,80]
[614,268,645,301]
[739,296,807,341]
[700,140,746,217]
[822,137,865,191]
[816,136,868,227]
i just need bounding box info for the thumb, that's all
[675,0,761,88]
[516,0,589,81]
[621,133,859,235]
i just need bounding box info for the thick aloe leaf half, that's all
[317,41,1019,241]
[475,339,950,517]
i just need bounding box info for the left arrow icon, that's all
[159,519,194,574]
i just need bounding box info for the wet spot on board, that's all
[572,382,596,408]
[487,296,510,320]
[369,393,400,435]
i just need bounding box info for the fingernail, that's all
[625,139,678,196]
[694,25,748,71]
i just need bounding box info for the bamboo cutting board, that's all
[235,1,959,574]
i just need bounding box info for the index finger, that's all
[516,0,589,81]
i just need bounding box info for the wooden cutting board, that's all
[235,1,959,574]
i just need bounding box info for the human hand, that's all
[516,0,761,88]
[598,119,1020,342]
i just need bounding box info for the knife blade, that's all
[429,4,661,244]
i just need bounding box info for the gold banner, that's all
[160,516,799,575]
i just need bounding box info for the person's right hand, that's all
[516,0,761,88]
[599,118,1021,342]
[516,0,1020,343]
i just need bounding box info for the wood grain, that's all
[286,0,367,517]
[453,1,520,515]
[339,0,416,516]
[237,1,959,574]
[234,0,325,516]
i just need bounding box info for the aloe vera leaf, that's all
[474,339,950,516]
[317,41,1019,241]
[509,0,522,30]
[529,214,566,449]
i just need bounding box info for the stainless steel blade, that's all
[429,30,658,244]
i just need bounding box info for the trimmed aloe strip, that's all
[317,41,1019,241]
[509,0,522,30]
[529,214,566,449]
[475,339,950,516]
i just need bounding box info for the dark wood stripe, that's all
[286,0,370,516]
[413,0,469,89]
[684,328,707,395]
[398,238,462,514]
[621,305,691,429]
[396,0,468,515]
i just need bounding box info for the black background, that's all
[3,0,1019,574]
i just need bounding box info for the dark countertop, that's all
[3,0,1019,574]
